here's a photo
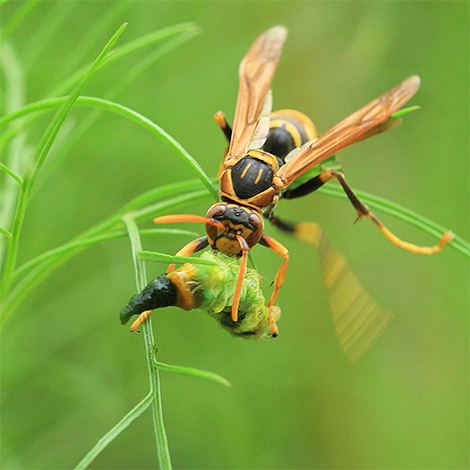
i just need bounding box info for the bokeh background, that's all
[1,1,468,469]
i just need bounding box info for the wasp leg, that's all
[284,169,453,255]
[268,215,393,362]
[231,234,249,323]
[214,111,232,141]
[259,234,289,337]
[167,236,209,273]
[130,310,153,333]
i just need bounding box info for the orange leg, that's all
[130,310,152,333]
[167,236,208,273]
[231,233,249,323]
[213,111,232,141]
[260,234,289,337]
[321,170,454,255]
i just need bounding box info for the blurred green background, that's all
[1,1,468,469]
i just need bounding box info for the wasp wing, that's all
[224,26,287,166]
[276,75,420,188]
[295,222,393,363]
[248,89,273,150]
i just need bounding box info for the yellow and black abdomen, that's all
[262,109,317,163]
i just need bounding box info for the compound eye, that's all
[207,204,226,219]
[249,213,262,229]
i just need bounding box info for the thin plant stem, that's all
[154,359,231,388]
[74,391,154,470]
[123,215,172,470]
[0,95,218,199]
[139,250,218,266]
[0,23,128,299]
[0,0,40,42]
[0,161,22,185]
[0,188,210,330]
[12,228,198,281]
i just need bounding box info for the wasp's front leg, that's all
[214,111,232,141]
[259,234,289,337]
[167,236,209,272]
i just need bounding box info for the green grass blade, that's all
[0,182,210,329]
[0,95,218,199]
[0,161,22,185]
[0,0,40,42]
[0,227,12,239]
[55,23,198,96]
[74,392,154,470]
[123,215,172,470]
[0,42,27,270]
[140,251,217,266]
[391,105,420,119]
[0,23,199,151]
[35,26,200,193]
[0,23,128,299]
[12,228,198,281]
[54,2,131,83]
[154,360,231,388]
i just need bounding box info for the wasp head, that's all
[205,203,264,255]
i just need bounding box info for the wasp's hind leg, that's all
[214,111,232,141]
[283,169,453,255]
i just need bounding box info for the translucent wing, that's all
[276,76,420,188]
[225,26,287,166]
[248,89,273,150]
[295,222,393,363]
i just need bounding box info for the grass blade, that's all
[0,0,40,42]
[12,228,198,281]
[0,23,128,299]
[140,251,217,265]
[123,215,172,470]
[0,161,22,185]
[74,392,154,470]
[154,360,231,388]
[0,95,218,199]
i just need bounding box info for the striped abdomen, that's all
[262,109,317,163]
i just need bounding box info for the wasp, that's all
[146,26,453,342]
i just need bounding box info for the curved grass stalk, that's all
[0,187,210,330]
[153,360,231,388]
[35,26,200,193]
[0,161,22,185]
[123,215,172,470]
[139,250,218,266]
[0,23,128,299]
[0,0,40,42]
[0,23,199,152]
[12,228,198,281]
[74,391,154,470]
[0,95,218,199]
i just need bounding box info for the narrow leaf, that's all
[154,360,231,388]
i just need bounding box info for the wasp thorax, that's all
[205,203,264,255]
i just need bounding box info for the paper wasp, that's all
[133,26,452,353]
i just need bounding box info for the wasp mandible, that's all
[149,26,452,339]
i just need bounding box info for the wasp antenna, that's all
[153,214,227,231]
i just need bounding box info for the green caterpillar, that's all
[121,251,280,339]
